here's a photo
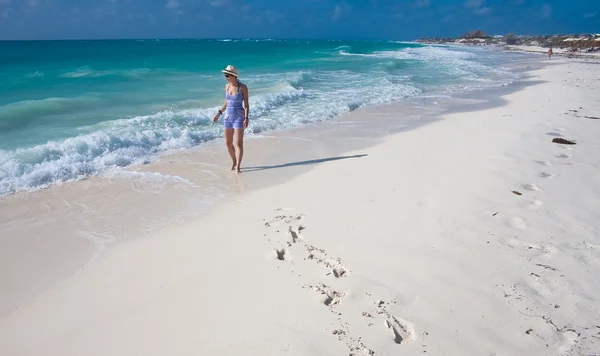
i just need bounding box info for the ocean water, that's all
[0,39,524,196]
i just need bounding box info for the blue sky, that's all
[0,0,598,40]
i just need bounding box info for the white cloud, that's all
[464,0,483,8]
[332,2,352,20]
[0,6,13,25]
[442,13,454,22]
[23,0,41,13]
[540,4,552,19]
[90,8,105,19]
[332,5,342,19]
[90,6,117,19]
[464,0,490,15]
[165,0,179,9]
[209,0,233,7]
[0,5,14,28]
[265,9,284,24]
[134,13,157,24]
[413,0,430,8]
[165,0,185,15]
[474,6,491,15]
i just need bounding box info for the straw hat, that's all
[221,65,239,77]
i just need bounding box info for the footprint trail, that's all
[262,209,416,354]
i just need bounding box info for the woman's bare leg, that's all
[224,128,237,170]
[234,128,244,173]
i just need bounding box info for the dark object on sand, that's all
[333,269,346,278]
[512,190,522,196]
[585,116,599,120]
[552,138,576,145]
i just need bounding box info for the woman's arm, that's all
[220,84,228,113]
[219,98,227,115]
[213,86,228,122]
[243,84,249,120]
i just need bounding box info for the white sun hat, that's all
[221,65,239,77]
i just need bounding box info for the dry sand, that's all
[1,58,599,355]
[505,45,600,60]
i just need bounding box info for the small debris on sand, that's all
[552,138,576,145]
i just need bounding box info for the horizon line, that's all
[1,32,597,42]
[0,37,423,43]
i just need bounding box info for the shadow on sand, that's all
[242,154,368,172]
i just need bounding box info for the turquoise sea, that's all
[0,39,524,195]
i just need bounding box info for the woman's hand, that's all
[243,118,249,129]
[212,114,220,123]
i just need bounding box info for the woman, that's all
[213,65,249,174]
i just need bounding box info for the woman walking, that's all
[213,65,249,173]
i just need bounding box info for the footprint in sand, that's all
[266,212,349,279]
[348,345,374,356]
[583,241,600,251]
[508,217,528,230]
[304,243,350,278]
[309,283,376,356]
[385,317,416,345]
[275,248,288,261]
[535,160,552,167]
[539,172,556,178]
[527,200,544,209]
[266,214,367,354]
[265,211,392,355]
[272,215,349,278]
[523,184,542,192]
[264,211,306,261]
[263,210,305,227]
[289,225,304,244]
[557,153,572,159]
[504,238,558,257]
[309,283,345,308]
[365,300,416,345]
[529,263,563,299]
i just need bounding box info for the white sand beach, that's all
[1,58,599,355]
[505,45,600,60]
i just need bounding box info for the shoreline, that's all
[0,51,541,317]
[504,45,600,60]
[431,41,600,61]
[2,56,599,355]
